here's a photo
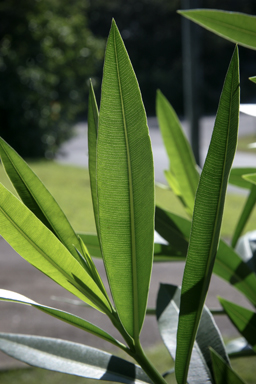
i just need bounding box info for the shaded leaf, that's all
[0,138,83,263]
[0,333,151,383]
[226,337,255,358]
[178,9,256,50]
[96,20,154,339]
[229,167,256,189]
[210,348,246,384]
[157,284,228,383]
[176,47,240,384]
[88,81,100,237]
[156,91,199,216]
[0,183,112,314]
[231,185,256,247]
[0,290,122,349]
[219,297,256,351]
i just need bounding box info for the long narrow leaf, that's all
[0,290,122,349]
[219,298,256,351]
[0,334,151,383]
[250,76,256,84]
[97,20,154,339]
[210,348,246,384]
[229,167,256,189]
[157,284,229,383]
[176,47,240,384]
[156,91,199,216]
[231,184,256,247]
[226,337,255,358]
[0,183,112,314]
[0,138,83,263]
[178,9,256,50]
[88,81,100,236]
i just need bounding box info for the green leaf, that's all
[243,172,256,185]
[249,76,256,84]
[0,183,112,314]
[229,167,256,189]
[178,9,256,50]
[88,81,100,237]
[78,232,185,262]
[155,206,256,305]
[231,184,256,247]
[0,333,151,383]
[156,284,229,383]
[0,289,122,349]
[210,348,246,384]
[0,138,83,263]
[96,20,154,339]
[219,297,256,351]
[176,47,240,384]
[226,337,255,358]
[156,91,199,216]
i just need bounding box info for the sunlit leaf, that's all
[210,348,246,384]
[0,333,150,383]
[0,138,83,262]
[219,297,256,351]
[156,91,199,216]
[96,20,154,339]
[249,76,256,84]
[178,9,256,50]
[0,184,112,314]
[0,290,121,349]
[176,47,240,384]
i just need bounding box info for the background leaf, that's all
[229,167,256,190]
[96,20,154,339]
[210,348,246,384]
[156,91,199,216]
[0,334,151,384]
[176,47,240,384]
[178,9,256,50]
[219,298,256,351]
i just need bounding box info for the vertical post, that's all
[181,0,202,166]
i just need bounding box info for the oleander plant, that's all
[0,9,256,384]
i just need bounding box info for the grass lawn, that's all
[0,160,256,382]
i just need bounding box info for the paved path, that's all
[1,114,256,369]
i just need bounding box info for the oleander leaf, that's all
[96,20,154,339]
[176,47,240,384]
[156,91,199,216]
[0,290,121,349]
[243,172,256,185]
[178,9,256,50]
[249,76,256,84]
[156,284,229,383]
[0,334,151,383]
[210,348,246,384]
[229,167,256,189]
[0,183,112,314]
[88,81,100,237]
[219,298,256,351]
[231,184,256,247]
[225,337,255,358]
[0,138,83,263]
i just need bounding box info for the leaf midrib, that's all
[113,26,139,338]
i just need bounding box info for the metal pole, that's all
[181,0,202,166]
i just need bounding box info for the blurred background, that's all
[1,0,256,160]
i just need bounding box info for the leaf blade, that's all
[178,9,256,50]
[97,20,154,338]
[0,333,151,383]
[210,348,246,384]
[176,47,240,384]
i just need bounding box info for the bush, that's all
[0,0,104,158]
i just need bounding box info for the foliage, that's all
[0,0,104,158]
[1,8,256,384]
